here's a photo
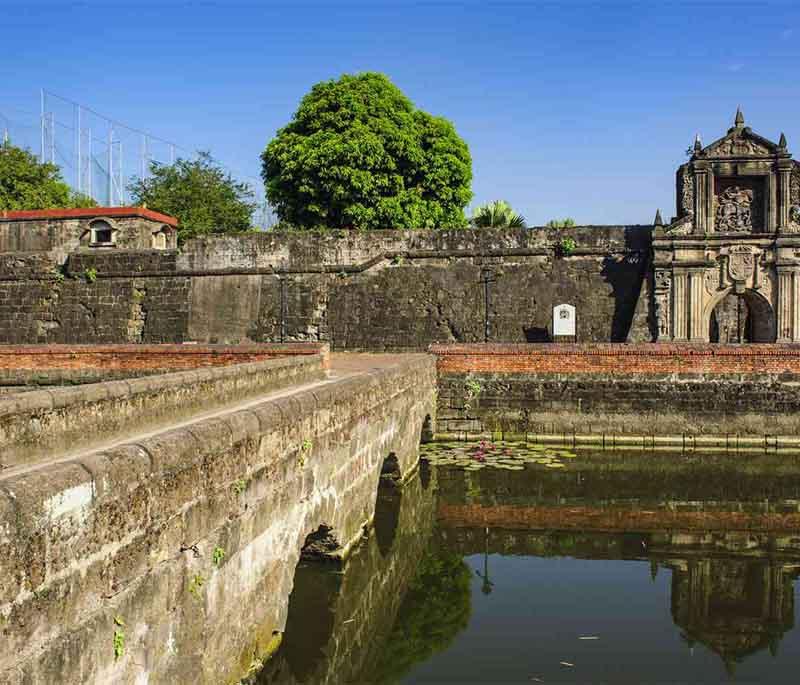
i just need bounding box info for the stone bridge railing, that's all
[0,354,436,685]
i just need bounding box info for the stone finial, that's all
[735,106,745,127]
[693,133,703,152]
[654,209,664,227]
[779,132,788,149]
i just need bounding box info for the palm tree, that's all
[470,200,526,228]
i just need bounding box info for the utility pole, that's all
[107,127,114,205]
[40,88,45,162]
[76,105,81,193]
[279,276,288,343]
[480,267,496,343]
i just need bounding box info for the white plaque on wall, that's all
[552,304,576,337]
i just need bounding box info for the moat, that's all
[255,443,800,684]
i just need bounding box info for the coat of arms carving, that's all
[716,186,754,232]
[727,246,756,282]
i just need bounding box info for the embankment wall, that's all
[433,343,800,437]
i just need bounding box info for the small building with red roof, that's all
[0,206,178,258]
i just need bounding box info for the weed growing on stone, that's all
[464,377,483,412]
[113,616,125,660]
[233,479,247,495]
[298,439,313,467]
[188,573,206,599]
[83,267,98,283]
[558,237,577,256]
[212,547,226,567]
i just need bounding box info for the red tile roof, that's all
[0,206,178,227]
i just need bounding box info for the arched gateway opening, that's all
[709,290,775,343]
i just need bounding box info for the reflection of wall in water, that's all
[438,525,800,671]
[667,557,800,673]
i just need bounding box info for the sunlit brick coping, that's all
[429,343,800,357]
[0,206,178,227]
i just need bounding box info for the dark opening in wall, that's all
[300,524,343,562]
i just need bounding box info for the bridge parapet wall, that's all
[0,344,329,468]
[0,353,436,684]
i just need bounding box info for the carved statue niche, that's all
[654,271,672,339]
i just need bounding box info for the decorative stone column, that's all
[776,267,794,342]
[792,270,800,343]
[778,160,793,231]
[693,165,710,233]
[688,271,705,341]
[672,271,688,341]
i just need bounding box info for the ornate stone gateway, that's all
[653,109,800,342]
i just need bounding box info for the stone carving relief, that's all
[678,166,694,217]
[715,186,754,232]
[704,269,718,295]
[790,166,800,231]
[710,136,770,157]
[665,216,693,236]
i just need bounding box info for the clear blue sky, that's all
[2,0,799,225]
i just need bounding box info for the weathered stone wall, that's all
[433,343,800,437]
[0,349,328,468]
[0,354,436,685]
[0,226,653,348]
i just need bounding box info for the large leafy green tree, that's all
[262,72,472,230]
[0,141,95,210]
[129,152,256,243]
[470,200,526,228]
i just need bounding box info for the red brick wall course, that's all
[430,343,800,376]
[0,343,329,372]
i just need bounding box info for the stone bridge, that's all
[0,350,436,684]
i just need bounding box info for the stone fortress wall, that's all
[0,225,653,349]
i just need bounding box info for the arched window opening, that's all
[89,220,115,247]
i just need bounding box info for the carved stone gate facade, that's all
[653,110,800,342]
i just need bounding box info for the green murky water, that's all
[253,442,800,683]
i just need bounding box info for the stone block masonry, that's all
[0,344,329,468]
[0,226,653,348]
[432,343,800,437]
[0,353,437,685]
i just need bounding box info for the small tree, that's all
[0,141,95,210]
[262,72,472,230]
[470,200,526,228]
[128,152,256,243]
[546,217,576,228]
